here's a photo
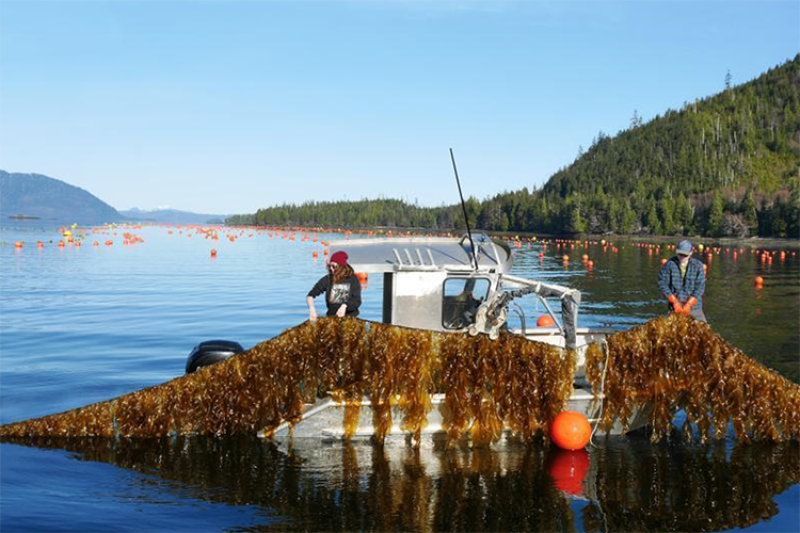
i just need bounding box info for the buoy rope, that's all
[589,338,610,447]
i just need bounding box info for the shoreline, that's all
[225,222,800,249]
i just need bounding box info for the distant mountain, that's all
[0,171,124,225]
[120,208,226,225]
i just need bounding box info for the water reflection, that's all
[3,435,797,532]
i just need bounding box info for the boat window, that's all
[442,277,491,330]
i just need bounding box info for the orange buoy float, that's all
[550,411,592,451]
[312,251,318,259]
[37,241,44,248]
[660,258,668,266]
[536,315,556,328]
[210,249,218,258]
[586,260,594,269]
[754,276,764,287]
[93,241,99,246]
[14,241,23,249]
[356,272,368,284]
[562,255,569,262]
[57,241,65,248]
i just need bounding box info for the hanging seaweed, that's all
[585,314,800,443]
[0,318,570,443]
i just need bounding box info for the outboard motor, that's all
[185,340,244,374]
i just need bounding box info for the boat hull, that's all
[264,387,650,441]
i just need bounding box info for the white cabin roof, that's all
[329,233,513,274]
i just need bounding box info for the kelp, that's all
[0,318,572,444]
[585,314,800,443]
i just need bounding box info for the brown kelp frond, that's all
[585,314,800,443]
[0,318,569,444]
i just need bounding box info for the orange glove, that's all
[667,294,682,314]
[682,296,698,315]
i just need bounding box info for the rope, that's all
[589,339,610,447]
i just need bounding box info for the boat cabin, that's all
[329,233,587,349]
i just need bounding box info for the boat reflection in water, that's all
[2,434,797,532]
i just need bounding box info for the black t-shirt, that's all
[308,274,362,317]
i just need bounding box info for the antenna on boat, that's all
[449,148,479,271]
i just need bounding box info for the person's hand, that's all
[309,309,318,322]
[682,296,698,316]
[336,304,347,318]
[667,294,682,314]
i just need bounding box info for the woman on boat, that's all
[657,239,707,322]
[307,250,362,321]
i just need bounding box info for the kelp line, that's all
[0,318,574,444]
[585,313,800,443]
[1,314,798,443]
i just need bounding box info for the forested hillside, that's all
[229,55,800,238]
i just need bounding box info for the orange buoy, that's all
[37,241,44,248]
[660,258,668,266]
[562,255,569,262]
[14,241,23,249]
[312,251,319,258]
[57,241,65,248]
[210,249,218,258]
[550,411,591,451]
[536,315,556,328]
[548,449,589,496]
[93,241,99,246]
[356,272,368,283]
[754,276,764,286]
[586,260,594,269]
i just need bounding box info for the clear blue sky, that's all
[1,1,797,214]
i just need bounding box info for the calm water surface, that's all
[1,225,798,532]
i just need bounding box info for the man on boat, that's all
[657,239,707,322]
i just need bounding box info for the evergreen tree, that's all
[707,191,725,237]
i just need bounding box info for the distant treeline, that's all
[228,55,800,238]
